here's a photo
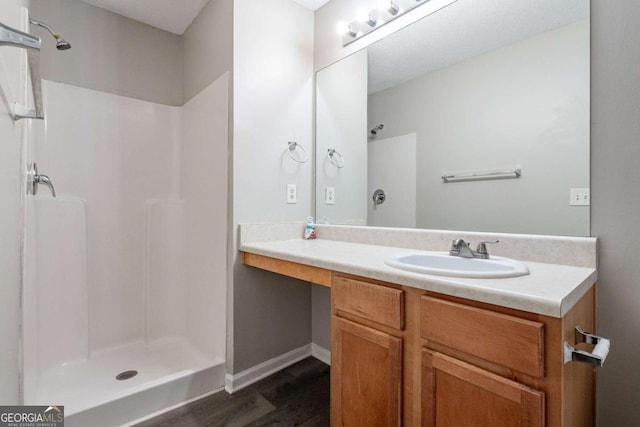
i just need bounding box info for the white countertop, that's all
[240,238,597,318]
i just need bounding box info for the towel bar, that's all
[0,21,44,120]
[563,325,610,367]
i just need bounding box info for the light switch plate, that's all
[570,188,590,206]
[287,184,297,204]
[325,187,336,205]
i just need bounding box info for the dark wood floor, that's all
[136,357,330,427]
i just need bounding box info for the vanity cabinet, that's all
[332,317,403,426]
[240,252,597,427]
[331,275,404,427]
[421,350,544,427]
[329,273,596,427]
[420,297,546,427]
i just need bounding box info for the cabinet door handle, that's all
[563,326,610,367]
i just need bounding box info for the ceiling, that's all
[79,0,209,35]
[292,0,330,11]
[79,0,328,35]
[367,0,589,94]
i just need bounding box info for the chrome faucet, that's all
[449,239,499,259]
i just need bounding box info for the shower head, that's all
[370,124,384,135]
[29,19,71,51]
[55,38,71,51]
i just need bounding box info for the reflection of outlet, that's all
[287,184,297,204]
[570,188,590,206]
[325,187,336,205]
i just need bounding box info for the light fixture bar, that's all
[339,0,458,47]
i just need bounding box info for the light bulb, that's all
[336,21,356,37]
[357,9,377,27]
[378,0,400,16]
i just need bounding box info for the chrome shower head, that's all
[55,37,71,51]
[370,124,384,135]
[29,18,71,51]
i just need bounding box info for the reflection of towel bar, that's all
[442,168,521,183]
[287,141,308,163]
[327,148,345,168]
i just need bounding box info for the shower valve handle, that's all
[27,162,56,198]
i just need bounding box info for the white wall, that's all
[0,0,28,404]
[367,133,417,228]
[22,76,229,395]
[368,20,589,236]
[181,73,229,360]
[232,0,314,373]
[23,197,88,398]
[32,81,181,352]
[316,49,368,225]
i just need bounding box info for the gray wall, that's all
[30,0,182,106]
[181,0,233,103]
[311,285,331,350]
[368,20,589,236]
[231,0,315,373]
[591,1,640,425]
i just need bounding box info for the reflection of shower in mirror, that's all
[370,124,384,135]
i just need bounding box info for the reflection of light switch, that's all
[570,188,590,206]
[325,187,336,205]
[287,184,297,204]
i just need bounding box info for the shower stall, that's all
[15,17,230,426]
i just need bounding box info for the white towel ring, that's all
[327,148,345,168]
[287,141,308,163]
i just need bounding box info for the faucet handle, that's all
[441,236,465,245]
[447,238,469,256]
[476,240,499,258]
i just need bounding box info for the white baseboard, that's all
[311,343,331,365]
[225,344,312,394]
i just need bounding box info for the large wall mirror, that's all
[315,0,590,236]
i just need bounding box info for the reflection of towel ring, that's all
[327,148,344,168]
[287,141,308,163]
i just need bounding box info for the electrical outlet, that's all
[325,187,336,205]
[570,188,590,206]
[287,184,297,204]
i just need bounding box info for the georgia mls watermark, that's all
[0,406,64,427]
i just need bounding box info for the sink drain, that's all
[115,370,138,381]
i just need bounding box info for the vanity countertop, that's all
[240,237,597,318]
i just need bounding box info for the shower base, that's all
[28,336,224,427]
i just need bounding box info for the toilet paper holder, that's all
[563,325,610,367]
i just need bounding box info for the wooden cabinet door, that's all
[332,316,403,427]
[422,349,544,427]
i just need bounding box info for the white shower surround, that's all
[23,76,229,425]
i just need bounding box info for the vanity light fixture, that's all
[337,0,458,46]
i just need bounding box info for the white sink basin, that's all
[385,251,529,278]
